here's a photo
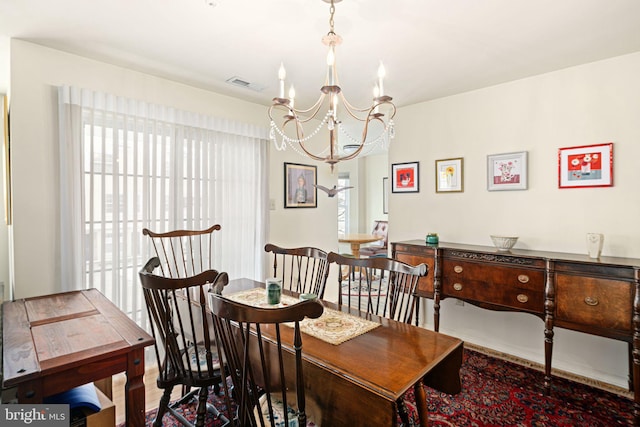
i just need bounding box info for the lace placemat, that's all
[225,288,380,345]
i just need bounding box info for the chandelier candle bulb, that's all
[289,85,295,108]
[327,47,336,85]
[278,63,286,98]
[378,61,386,95]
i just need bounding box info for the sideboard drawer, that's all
[395,253,434,296]
[442,260,544,313]
[556,274,632,331]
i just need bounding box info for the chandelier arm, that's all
[338,92,377,116]
[268,103,292,121]
[330,113,374,162]
[338,124,388,146]
[382,102,398,121]
[290,94,328,123]
[297,143,332,162]
[339,103,371,122]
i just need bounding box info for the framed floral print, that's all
[558,143,613,189]
[391,162,419,193]
[284,162,317,208]
[435,157,463,193]
[487,151,528,191]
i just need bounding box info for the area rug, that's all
[122,348,634,426]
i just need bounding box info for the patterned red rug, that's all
[124,349,634,426]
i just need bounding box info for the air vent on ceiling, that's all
[226,76,266,92]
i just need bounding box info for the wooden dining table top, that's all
[224,278,463,403]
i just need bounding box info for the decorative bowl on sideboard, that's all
[490,235,518,251]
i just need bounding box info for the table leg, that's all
[350,243,373,279]
[125,348,146,426]
[350,243,361,259]
[415,382,430,427]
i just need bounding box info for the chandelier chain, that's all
[329,1,336,34]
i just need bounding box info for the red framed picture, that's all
[558,143,613,189]
[391,162,419,193]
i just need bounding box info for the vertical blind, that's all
[58,86,269,327]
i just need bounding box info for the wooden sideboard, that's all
[391,239,640,423]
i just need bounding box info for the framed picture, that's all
[391,162,419,193]
[284,162,317,208]
[382,177,389,214]
[558,143,613,189]
[487,151,528,191]
[435,157,463,193]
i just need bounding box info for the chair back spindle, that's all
[209,294,324,427]
[328,252,427,325]
[143,225,221,279]
[264,244,330,299]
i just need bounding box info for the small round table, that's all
[339,233,383,259]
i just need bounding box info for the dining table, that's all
[223,278,463,427]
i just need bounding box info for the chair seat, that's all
[255,392,321,427]
[359,246,387,257]
[184,344,221,373]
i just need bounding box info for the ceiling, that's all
[1,0,640,110]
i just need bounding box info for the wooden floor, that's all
[112,364,181,426]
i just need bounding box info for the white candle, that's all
[377,61,386,96]
[332,94,338,118]
[288,85,296,109]
[278,63,286,98]
[327,47,335,86]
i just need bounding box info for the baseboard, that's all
[464,342,634,399]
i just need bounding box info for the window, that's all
[59,86,268,327]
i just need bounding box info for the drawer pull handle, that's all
[584,296,599,306]
[454,266,463,274]
[453,283,463,291]
[517,294,529,303]
[517,274,530,284]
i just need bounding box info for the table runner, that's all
[225,288,380,345]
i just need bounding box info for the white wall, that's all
[390,51,640,388]
[9,39,338,299]
[364,153,389,228]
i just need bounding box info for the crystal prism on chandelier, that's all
[268,0,397,171]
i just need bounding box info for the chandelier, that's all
[268,0,396,171]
